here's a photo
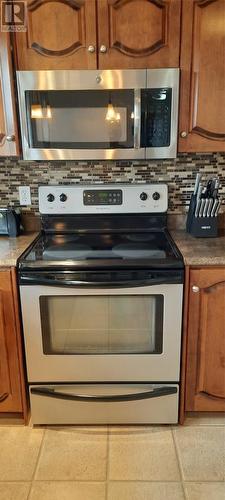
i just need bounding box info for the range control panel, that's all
[83,189,123,206]
[39,184,168,214]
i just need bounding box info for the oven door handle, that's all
[30,386,177,402]
[20,275,178,287]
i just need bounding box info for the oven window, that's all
[25,90,135,149]
[39,295,164,355]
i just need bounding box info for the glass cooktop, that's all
[19,230,183,269]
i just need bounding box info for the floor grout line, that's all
[171,428,185,483]
[27,429,46,500]
[105,426,110,500]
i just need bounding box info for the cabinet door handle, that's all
[180,131,188,138]
[6,135,15,142]
[100,45,107,53]
[87,45,95,53]
[192,285,200,293]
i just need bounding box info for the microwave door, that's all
[19,86,145,160]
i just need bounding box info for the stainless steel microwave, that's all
[17,69,179,161]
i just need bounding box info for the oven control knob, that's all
[152,192,160,201]
[47,193,55,202]
[140,192,148,201]
[60,193,67,202]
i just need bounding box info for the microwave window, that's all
[25,90,135,149]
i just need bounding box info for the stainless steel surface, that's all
[146,68,179,159]
[134,88,141,149]
[180,131,187,138]
[194,173,201,195]
[100,45,107,53]
[199,199,205,217]
[20,283,183,383]
[192,286,200,293]
[39,184,168,215]
[0,34,17,155]
[211,199,219,217]
[17,68,179,161]
[207,198,214,217]
[195,199,201,217]
[88,45,95,53]
[29,383,179,424]
[215,200,221,217]
[203,199,209,217]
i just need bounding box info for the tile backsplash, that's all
[0,152,224,214]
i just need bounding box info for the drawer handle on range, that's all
[31,386,177,402]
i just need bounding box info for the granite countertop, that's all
[0,233,38,267]
[171,230,225,266]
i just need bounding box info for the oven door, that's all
[17,70,145,161]
[20,281,183,383]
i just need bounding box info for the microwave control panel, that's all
[83,190,122,206]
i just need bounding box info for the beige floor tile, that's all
[108,427,180,480]
[184,482,225,500]
[29,481,106,500]
[0,482,30,500]
[173,427,225,481]
[35,427,107,480]
[0,427,44,481]
[184,413,225,426]
[108,482,185,500]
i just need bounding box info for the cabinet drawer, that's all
[30,384,179,425]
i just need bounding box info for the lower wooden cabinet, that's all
[0,269,27,418]
[185,267,225,412]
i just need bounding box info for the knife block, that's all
[186,195,218,238]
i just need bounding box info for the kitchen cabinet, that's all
[0,269,27,418]
[97,0,181,69]
[0,33,19,155]
[179,0,225,152]
[14,0,181,70]
[185,267,225,412]
[14,0,97,70]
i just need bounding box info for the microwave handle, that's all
[31,386,177,402]
[134,88,141,149]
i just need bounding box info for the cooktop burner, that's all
[19,230,182,269]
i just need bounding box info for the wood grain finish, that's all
[185,268,225,412]
[179,0,225,152]
[14,0,97,69]
[97,0,181,69]
[0,32,19,156]
[0,270,23,413]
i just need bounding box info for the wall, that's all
[0,152,224,215]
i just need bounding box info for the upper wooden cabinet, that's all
[97,0,181,69]
[14,0,181,70]
[0,33,19,156]
[179,0,225,152]
[185,268,225,412]
[14,0,97,69]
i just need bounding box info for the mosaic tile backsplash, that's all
[0,153,224,214]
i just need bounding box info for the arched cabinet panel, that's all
[14,0,97,69]
[97,0,181,69]
[186,268,225,411]
[179,0,225,152]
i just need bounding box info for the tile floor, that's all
[0,414,224,500]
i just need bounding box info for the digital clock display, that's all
[83,189,122,206]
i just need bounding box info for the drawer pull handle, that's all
[31,386,177,402]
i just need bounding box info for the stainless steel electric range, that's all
[18,184,184,425]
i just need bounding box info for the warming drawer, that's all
[30,384,179,425]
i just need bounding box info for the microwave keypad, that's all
[83,190,123,206]
[141,88,172,148]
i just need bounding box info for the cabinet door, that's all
[14,0,97,69]
[0,33,19,156]
[0,270,22,413]
[97,0,181,69]
[186,268,225,411]
[179,0,225,152]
